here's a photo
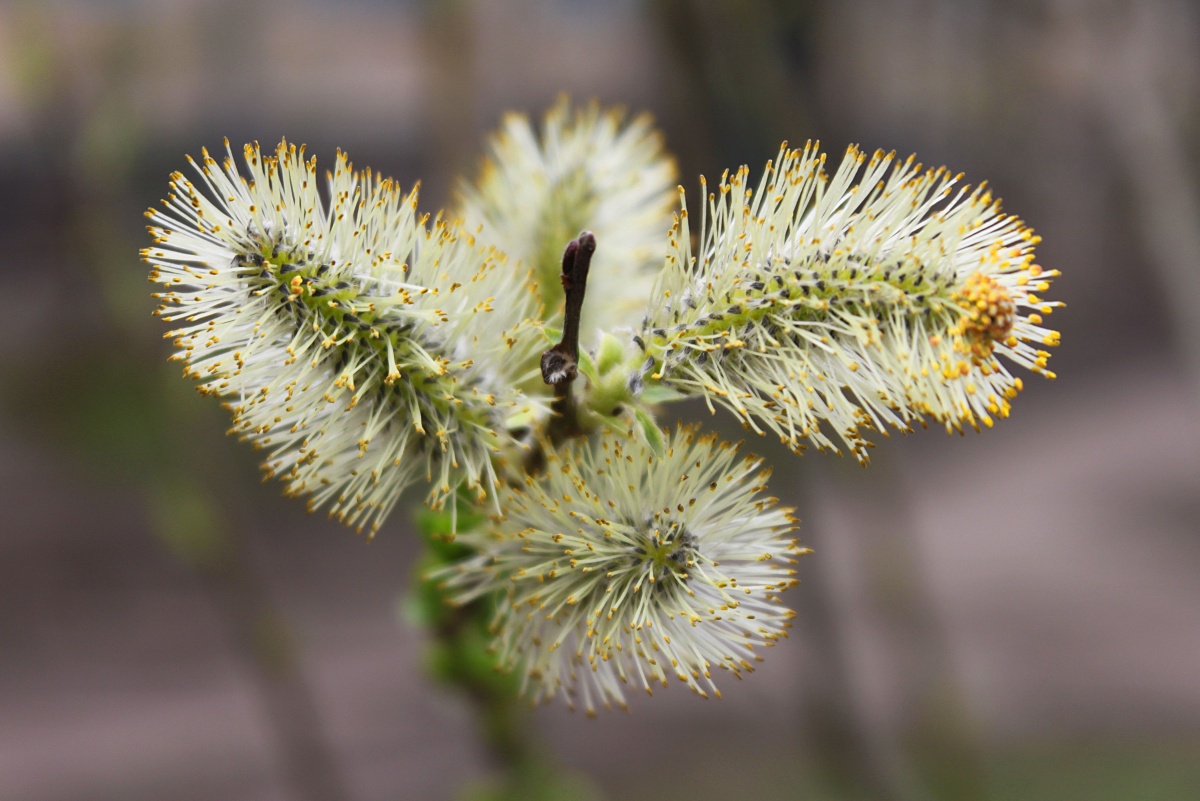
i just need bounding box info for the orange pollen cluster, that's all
[951,272,1016,363]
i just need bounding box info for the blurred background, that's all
[1,0,1198,799]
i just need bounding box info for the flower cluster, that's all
[633,142,1060,461]
[145,103,1059,711]
[457,98,676,339]
[145,140,544,534]
[440,426,803,714]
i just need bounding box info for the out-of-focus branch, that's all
[1087,4,1200,398]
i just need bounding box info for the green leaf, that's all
[633,407,665,455]
[594,331,626,374]
[592,412,627,435]
[577,348,598,384]
[638,383,686,405]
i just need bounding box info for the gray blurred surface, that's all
[1,1,1198,799]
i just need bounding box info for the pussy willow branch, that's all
[426,234,598,795]
[540,231,595,444]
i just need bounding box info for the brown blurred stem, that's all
[18,22,352,795]
[435,600,539,777]
[423,235,599,797]
[195,526,350,801]
[420,510,568,798]
[796,470,921,801]
[1088,9,1200,400]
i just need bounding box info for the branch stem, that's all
[540,231,595,443]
